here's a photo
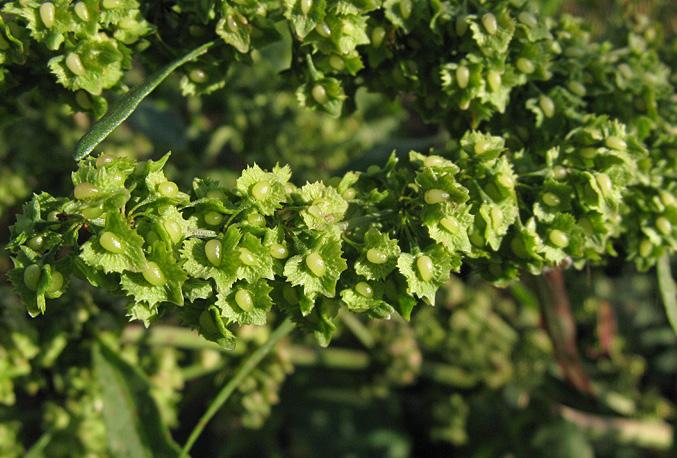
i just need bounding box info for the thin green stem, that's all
[179,318,295,457]
[657,254,677,336]
[339,310,375,349]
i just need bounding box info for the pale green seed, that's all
[142,262,166,286]
[567,81,586,97]
[204,211,223,226]
[46,270,64,294]
[482,13,498,35]
[40,3,56,29]
[226,15,238,32]
[516,57,535,74]
[424,156,446,167]
[416,255,434,282]
[329,55,345,71]
[595,173,613,197]
[102,0,121,8]
[518,12,537,28]
[270,243,288,260]
[618,63,633,80]
[548,229,569,248]
[74,182,98,200]
[455,15,467,36]
[456,66,470,89]
[510,237,528,259]
[440,217,458,233]
[498,174,514,189]
[605,136,626,150]
[366,249,387,264]
[316,22,331,37]
[539,96,555,118]
[639,240,653,258]
[371,27,386,47]
[487,70,501,92]
[234,289,254,312]
[656,217,672,235]
[158,181,178,197]
[75,91,91,109]
[247,212,266,227]
[66,53,86,76]
[251,181,271,201]
[300,0,312,15]
[659,191,675,207]
[24,264,42,290]
[355,281,373,298]
[470,230,484,247]
[474,140,487,155]
[81,205,103,219]
[163,220,182,243]
[424,189,450,205]
[399,0,412,19]
[190,69,207,83]
[311,85,328,104]
[99,232,123,253]
[205,239,222,267]
[490,207,503,227]
[580,147,597,159]
[305,252,326,276]
[74,2,89,21]
[239,248,257,266]
[342,188,356,200]
[96,154,114,168]
[47,211,60,222]
[542,192,560,207]
[27,235,44,252]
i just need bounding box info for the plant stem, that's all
[339,309,375,349]
[179,317,295,457]
[657,254,677,336]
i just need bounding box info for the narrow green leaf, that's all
[657,254,677,336]
[73,40,216,160]
[24,432,53,458]
[92,339,181,458]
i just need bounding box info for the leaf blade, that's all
[657,254,677,336]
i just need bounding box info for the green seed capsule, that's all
[371,26,386,47]
[225,15,238,31]
[482,13,498,35]
[498,174,514,189]
[366,248,387,264]
[487,70,501,91]
[305,252,326,276]
[567,81,586,97]
[580,147,597,159]
[190,69,207,83]
[456,66,470,89]
[102,0,121,8]
[96,154,113,168]
[516,57,535,74]
[510,237,528,259]
[251,181,271,201]
[239,248,257,266]
[24,264,42,290]
[470,230,484,247]
[595,173,613,197]
[47,211,60,222]
[342,188,356,200]
[40,3,56,28]
[158,181,178,197]
[455,15,468,36]
[81,205,103,219]
[143,262,166,286]
[163,220,182,243]
[639,240,653,258]
[539,96,555,118]
[518,11,537,28]
[656,217,672,235]
[270,243,288,260]
[66,53,86,76]
[542,192,560,207]
[355,281,373,298]
[424,156,446,167]
[247,212,266,227]
[99,232,123,253]
[440,217,458,233]
[424,189,450,205]
[316,22,331,37]
[416,255,434,282]
[28,235,45,251]
[490,207,503,228]
[204,211,223,226]
[618,63,633,80]
[300,0,312,15]
[605,136,626,150]
[205,239,222,266]
[329,55,345,71]
[311,85,328,104]
[74,182,98,200]
[234,289,254,312]
[74,2,89,21]
[659,191,675,207]
[46,270,64,294]
[548,229,569,248]
[207,189,226,200]
[474,140,487,155]
[399,0,412,19]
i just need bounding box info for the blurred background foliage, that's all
[0,0,675,457]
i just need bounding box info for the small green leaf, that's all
[92,339,181,458]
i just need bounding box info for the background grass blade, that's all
[73,41,215,161]
[657,254,677,336]
[93,338,181,458]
